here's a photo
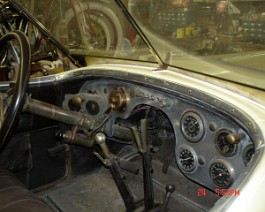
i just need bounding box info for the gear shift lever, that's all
[161,184,175,212]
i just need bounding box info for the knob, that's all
[166,184,175,193]
[161,184,175,211]
[94,132,106,144]
[226,133,240,145]
[94,133,112,159]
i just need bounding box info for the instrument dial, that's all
[242,144,255,166]
[86,100,100,115]
[209,160,234,188]
[177,146,197,172]
[181,111,204,142]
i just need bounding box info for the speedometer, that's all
[181,111,204,142]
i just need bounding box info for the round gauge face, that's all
[215,129,237,157]
[181,112,204,142]
[177,146,197,172]
[209,161,234,188]
[86,100,100,115]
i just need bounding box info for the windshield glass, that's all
[15,0,265,89]
[15,0,156,62]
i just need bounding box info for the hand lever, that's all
[93,132,136,211]
[131,119,155,211]
[94,132,112,159]
[161,184,175,212]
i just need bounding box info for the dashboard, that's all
[62,78,254,191]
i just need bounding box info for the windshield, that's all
[14,0,265,89]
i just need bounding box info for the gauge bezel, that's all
[176,145,198,173]
[209,160,235,188]
[214,129,237,157]
[180,111,204,142]
[242,144,255,166]
[86,100,100,115]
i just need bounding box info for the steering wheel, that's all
[0,30,31,153]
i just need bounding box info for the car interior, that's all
[0,0,263,211]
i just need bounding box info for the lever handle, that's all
[161,184,175,212]
[131,127,143,152]
[94,132,112,159]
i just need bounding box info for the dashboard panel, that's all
[62,78,254,191]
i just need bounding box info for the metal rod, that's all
[109,160,136,212]
[94,133,136,211]
[140,119,148,150]
[23,96,93,130]
[131,127,142,152]
[140,119,154,210]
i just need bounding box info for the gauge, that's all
[242,144,255,166]
[68,96,82,112]
[181,111,204,142]
[86,100,100,115]
[176,146,198,172]
[209,160,234,188]
[215,129,237,157]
